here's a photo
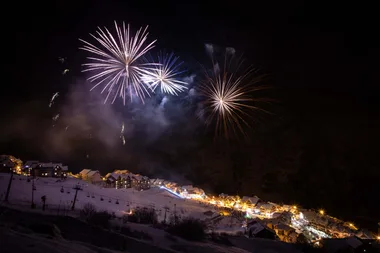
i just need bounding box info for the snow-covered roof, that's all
[80,169,91,175]
[25,161,39,166]
[114,170,130,174]
[268,201,280,207]
[37,162,65,168]
[39,162,54,167]
[154,179,164,184]
[258,202,275,209]
[30,164,39,169]
[242,196,260,205]
[1,159,14,166]
[87,170,100,177]
[112,173,122,179]
[182,185,194,190]
[1,155,21,162]
[248,222,266,235]
[119,174,132,179]
[132,175,143,181]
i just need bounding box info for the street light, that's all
[319,209,325,215]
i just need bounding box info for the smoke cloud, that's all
[39,75,201,176]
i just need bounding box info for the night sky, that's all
[2,1,379,224]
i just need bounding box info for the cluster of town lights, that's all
[157,182,375,242]
[158,182,297,218]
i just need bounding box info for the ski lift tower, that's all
[71,184,83,211]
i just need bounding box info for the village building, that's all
[150,178,165,186]
[105,172,131,189]
[271,223,298,243]
[104,173,117,188]
[79,169,102,184]
[87,170,102,184]
[24,160,40,175]
[242,196,261,206]
[79,169,91,178]
[32,162,68,178]
[257,202,277,215]
[113,169,130,175]
[104,171,150,190]
[131,174,142,187]
[134,175,150,190]
[321,236,379,253]
[1,155,23,174]
[114,174,132,189]
[246,219,277,240]
[271,211,292,224]
[181,185,206,199]
[0,155,15,173]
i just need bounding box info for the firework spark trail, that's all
[52,114,60,121]
[52,113,60,128]
[198,47,270,139]
[120,122,126,145]
[58,57,66,63]
[80,21,157,104]
[49,92,59,107]
[141,52,188,95]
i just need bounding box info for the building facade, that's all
[80,169,103,184]
[32,162,68,178]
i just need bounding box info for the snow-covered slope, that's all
[0,173,214,222]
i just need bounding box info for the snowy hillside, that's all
[1,172,373,245]
[0,173,216,222]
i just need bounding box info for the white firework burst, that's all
[141,52,188,95]
[198,48,270,139]
[79,21,157,104]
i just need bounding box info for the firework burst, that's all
[80,21,157,104]
[198,48,270,139]
[141,52,188,95]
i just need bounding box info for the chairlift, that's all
[116,199,119,204]
[87,193,90,197]
[109,199,111,203]
[67,191,70,194]
[60,187,64,193]
[91,195,95,198]
[100,197,104,201]
[33,185,36,191]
